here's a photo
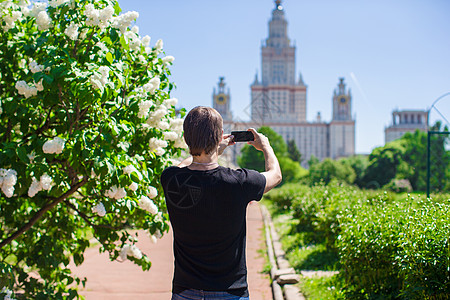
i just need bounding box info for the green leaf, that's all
[106,52,114,64]
[16,147,29,163]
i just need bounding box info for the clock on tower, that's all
[212,77,232,121]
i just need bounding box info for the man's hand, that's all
[247,128,270,151]
[218,134,235,156]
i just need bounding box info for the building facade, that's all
[385,110,428,143]
[213,0,355,167]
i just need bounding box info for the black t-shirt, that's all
[161,166,266,297]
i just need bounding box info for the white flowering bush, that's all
[0,0,186,297]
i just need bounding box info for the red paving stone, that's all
[71,201,272,299]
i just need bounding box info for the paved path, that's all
[71,201,272,299]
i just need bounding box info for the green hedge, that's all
[264,182,450,299]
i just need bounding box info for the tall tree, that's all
[287,139,302,163]
[0,0,184,297]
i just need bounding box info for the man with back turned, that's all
[161,106,282,300]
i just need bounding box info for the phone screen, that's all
[231,131,254,142]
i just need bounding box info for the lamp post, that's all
[426,92,450,198]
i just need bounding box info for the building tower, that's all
[329,78,355,158]
[212,77,232,121]
[251,0,307,125]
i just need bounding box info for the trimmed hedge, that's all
[264,182,450,299]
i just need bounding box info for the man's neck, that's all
[189,151,219,170]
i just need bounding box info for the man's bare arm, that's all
[247,128,282,193]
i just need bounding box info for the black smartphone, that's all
[231,131,254,142]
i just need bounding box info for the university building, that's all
[213,1,355,167]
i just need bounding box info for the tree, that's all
[309,158,356,185]
[237,126,287,172]
[339,155,369,188]
[237,127,307,184]
[0,0,185,297]
[361,140,406,189]
[287,139,302,163]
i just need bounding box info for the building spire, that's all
[275,0,283,11]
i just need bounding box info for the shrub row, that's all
[264,182,450,299]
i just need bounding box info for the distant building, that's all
[385,110,428,143]
[213,0,355,167]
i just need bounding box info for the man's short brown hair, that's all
[183,106,223,156]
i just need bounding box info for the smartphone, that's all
[231,131,255,142]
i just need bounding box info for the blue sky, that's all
[120,0,450,154]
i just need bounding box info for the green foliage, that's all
[339,155,368,188]
[264,183,450,299]
[237,126,307,184]
[287,139,302,163]
[309,158,356,185]
[362,140,406,188]
[0,0,184,297]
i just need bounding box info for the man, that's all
[161,106,282,300]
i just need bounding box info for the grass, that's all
[298,274,344,300]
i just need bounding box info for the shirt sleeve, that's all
[235,168,266,203]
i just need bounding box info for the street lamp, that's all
[426,92,450,198]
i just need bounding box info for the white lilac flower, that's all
[42,137,65,154]
[84,3,100,27]
[163,131,179,141]
[0,169,17,198]
[29,60,44,73]
[138,196,158,214]
[105,185,126,200]
[35,79,44,91]
[1,287,15,300]
[141,35,151,47]
[123,165,143,180]
[18,59,26,69]
[124,31,141,51]
[28,177,41,197]
[142,77,160,95]
[2,10,22,31]
[154,148,165,156]
[162,56,175,64]
[147,186,158,199]
[30,2,47,17]
[15,80,38,98]
[155,39,163,52]
[64,23,79,40]
[98,5,114,22]
[131,25,139,34]
[39,174,53,190]
[129,182,138,192]
[163,98,178,108]
[174,138,188,149]
[48,0,69,8]
[92,202,106,217]
[129,245,142,259]
[27,151,37,163]
[169,118,184,134]
[150,235,157,244]
[120,244,142,260]
[36,11,52,31]
[111,11,139,33]
[137,100,153,118]
[149,138,168,151]
[156,121,169,131]
[27,174,53,197]
[119,244,130,260]
[79,28,89,40]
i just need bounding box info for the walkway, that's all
[71,201,272,299]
